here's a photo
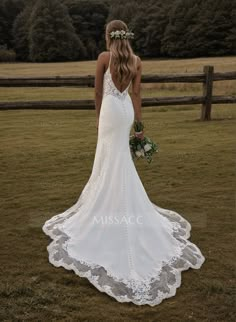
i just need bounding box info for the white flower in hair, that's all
[109,29,134,40]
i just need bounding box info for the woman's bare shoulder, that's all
[97,51,109,60]
[134,54,142,68]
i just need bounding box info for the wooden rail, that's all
[0,66,235,120]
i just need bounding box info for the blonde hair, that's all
[105,20,137,84]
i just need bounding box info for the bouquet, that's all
[129,120,158,164]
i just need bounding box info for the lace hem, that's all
[42,201,205,306]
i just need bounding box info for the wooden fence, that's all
[0,65,235,120]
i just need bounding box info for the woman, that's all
[42,20,205,306]
[95,21,143,141]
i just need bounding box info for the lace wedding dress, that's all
[42,52,205,306]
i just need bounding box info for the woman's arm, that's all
[94,52,105,129]
[131,56,144,139]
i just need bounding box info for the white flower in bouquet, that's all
[140,149,145,156]
[135,150,142,157]
[144,143,152,152]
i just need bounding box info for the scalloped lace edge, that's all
[42,203,206,306]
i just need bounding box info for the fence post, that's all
[201,65,214,121]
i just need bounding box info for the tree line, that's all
[0,0,235,62]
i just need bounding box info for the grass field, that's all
[0,57,236,321]
[0,56,236,102]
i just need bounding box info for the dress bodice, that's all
[103,52,136,101]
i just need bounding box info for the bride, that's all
[42,19,205,306]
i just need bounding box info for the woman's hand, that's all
[135,130,144,140]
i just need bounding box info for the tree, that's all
[129,4,149,56]
[161,0,236,57]
[29,0,86,62]
[161,0,202,57]
[226,5,236,54]
[0,0,24,48]
[12,4,32,61]
[66,0,109,58]
[143,1,174,57]
[200,0,236,56]
[2,0,236,61]
[0,3,8,47]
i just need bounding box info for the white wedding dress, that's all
[42,52,205,306]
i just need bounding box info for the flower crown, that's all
[109,29,134,40]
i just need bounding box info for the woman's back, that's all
[105,51,138,93]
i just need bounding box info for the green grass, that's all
[1,56,235,76]
[0,57,236,321]
[0,103,235,321]
[0,56,236,102]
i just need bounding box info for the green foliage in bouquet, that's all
[133,120,144,133]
